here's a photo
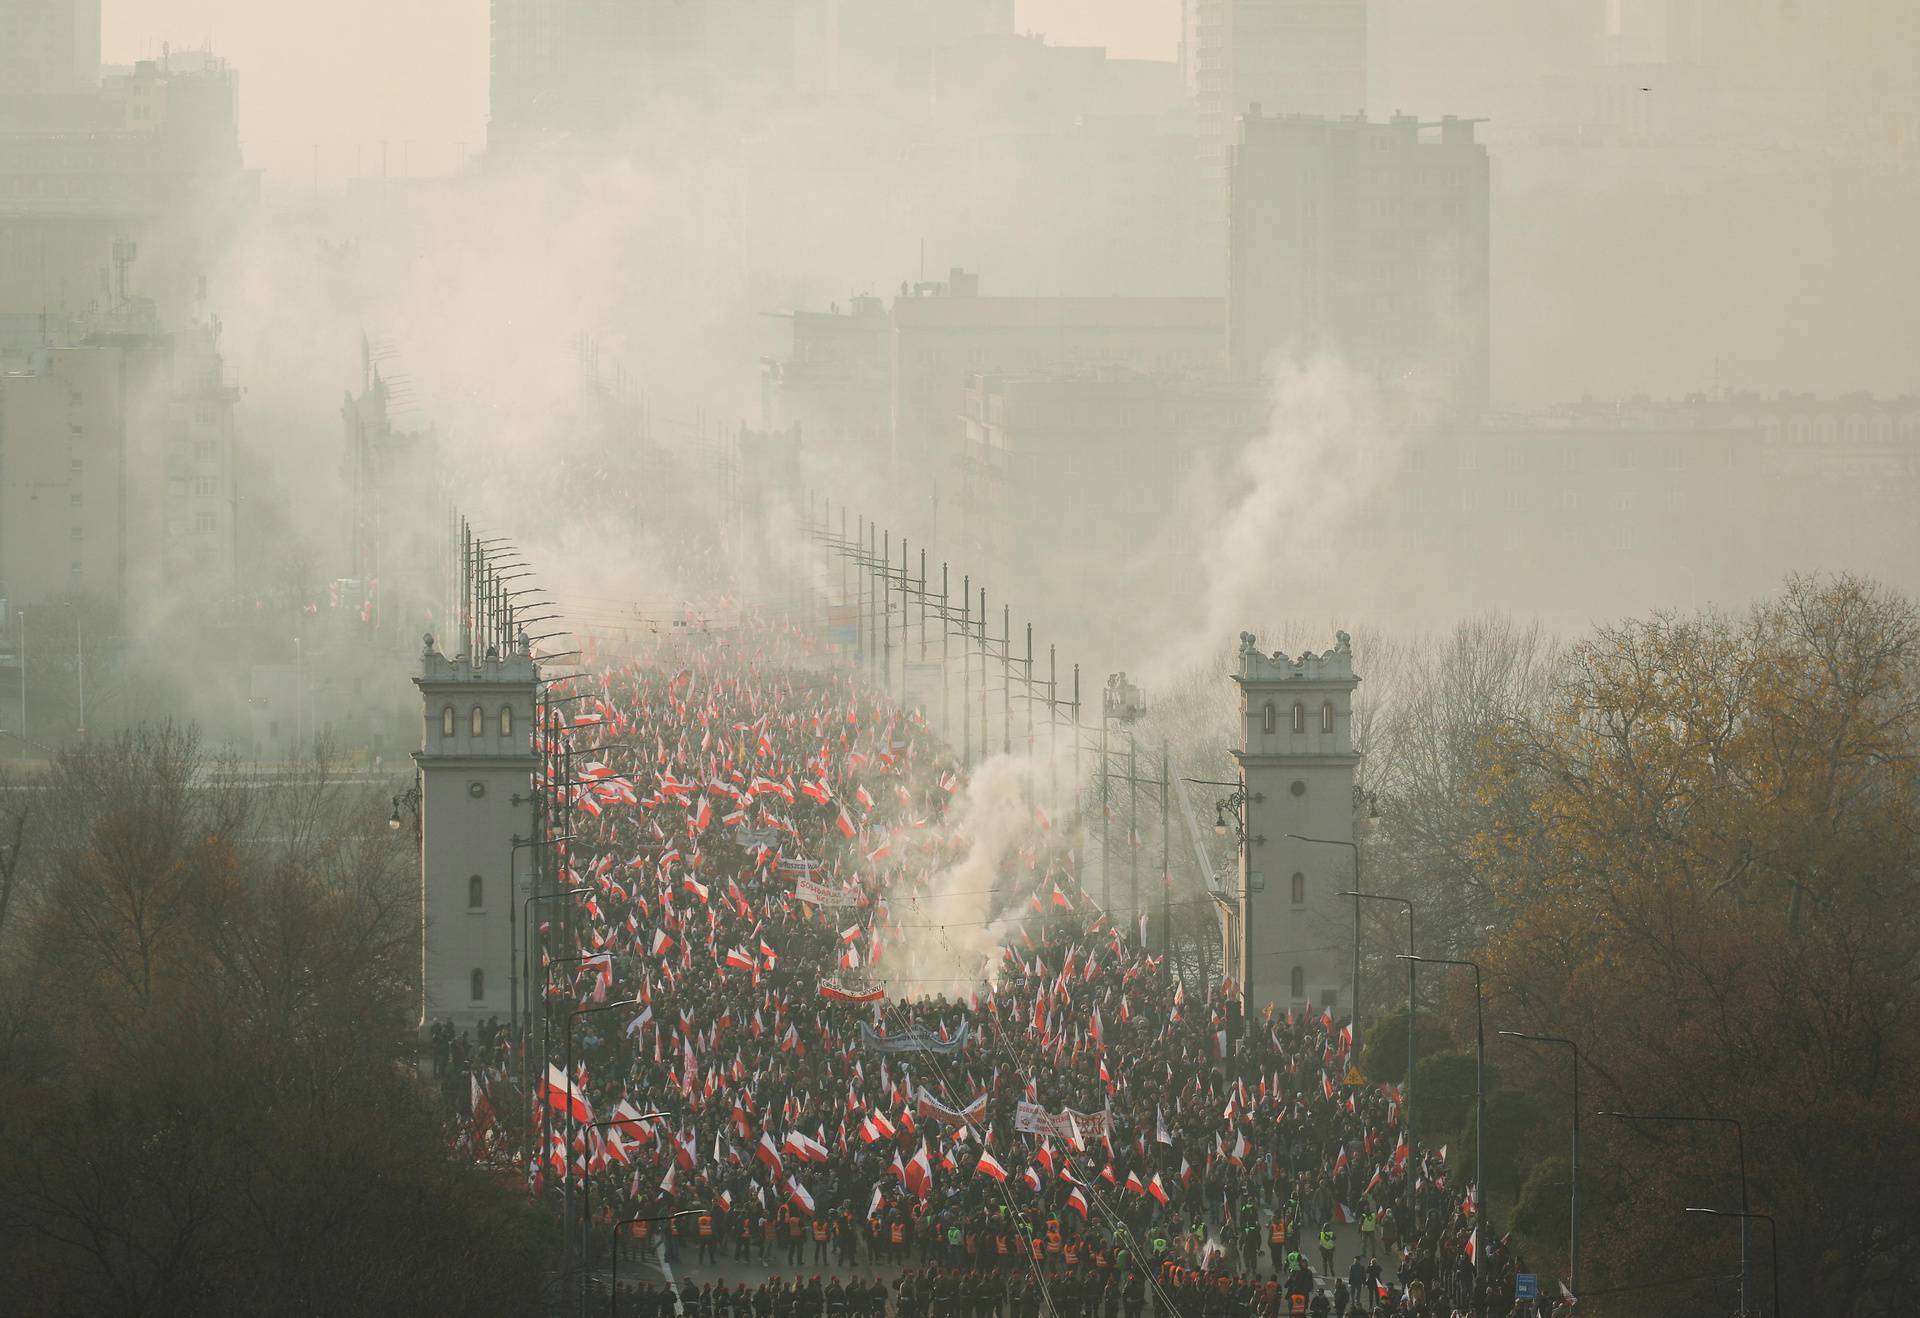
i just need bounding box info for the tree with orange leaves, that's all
[1472,575,1920,1317]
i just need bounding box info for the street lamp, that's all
[1345,890,1416,1227]
[1398,953,1489,1284]
[1685,1208,1778,1318]
[509,834,578,1044]
[566,1001,645,1281]
[531,952,597,1185]
[1293,833,1361,1059]
[1186,776,1265,994]
[610,1210,702,1316]
[388,783,422,836]
[1500,1031,1581,1299]
[578,1113,672,1315]
[1596,1110,1749,1315]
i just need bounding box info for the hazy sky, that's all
[102,1,1178,189]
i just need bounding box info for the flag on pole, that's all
[541,1064,592,1123]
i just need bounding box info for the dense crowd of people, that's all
[452,624,1558,1316]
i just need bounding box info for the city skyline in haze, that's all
[101,0,1180,190]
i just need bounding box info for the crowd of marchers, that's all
[443,626,1566,1317]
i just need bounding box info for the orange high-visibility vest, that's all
[1269,1222,1286,1245]
[890,1223,907,1245]
[698,1215,715,1237]
[812,1221,829,1242]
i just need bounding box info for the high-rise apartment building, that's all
[0,0,101,95]
[0,51,252,317]
[1184,0,1368,238]
[1228,111,1489,413]
[0,304,238,614]
[488,0,1015,148]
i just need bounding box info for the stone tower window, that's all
[470,968,485,1001]
[1321,701,1334,733]
[1290,966,1306,999]
[1262,701,1277,734]
[499,705,514,737]
[1292,702,1305,734]
[1292,871,1306,905]
[441,704,456,737]
[470,705,484,737]
[468,874,484,908]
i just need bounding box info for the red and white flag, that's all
[976,1149,1010,1182]
[541,1064,592,1123]
[789,1177,816,1214]
[903,1141,934,1200]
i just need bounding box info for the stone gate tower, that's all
[1225,629,1361,1015]
[414,633,537,1032]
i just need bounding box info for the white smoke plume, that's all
[878,750,1077,1002]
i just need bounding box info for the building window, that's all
[1290,966,1305,999]
[468,874,484,908]
[1292,702,1305,734]
[470,968,485,1001]
[1292,871,1306,905]
[1321,702,1334,733]
[470,705,484,737]
[441,705,456,737]
[1262,701,1276,734]
[1290,779,1307,797]
[499,705,514,737]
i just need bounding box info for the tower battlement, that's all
[1236,629,1356,684]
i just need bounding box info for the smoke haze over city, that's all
[2,4,1918,1316]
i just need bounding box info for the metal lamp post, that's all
[1596,1111,1749,1315]
[1198,778,1264,995]
[1294,834,1361,1061]
[579,1112,671,1315]
[565,1000,645,1282]
[1500,1031,1580,1299]
[1398,954,1489,1285]
[1685,1208,1778,1318]
[521,887,592,1174]
[610,1210,702,1316]
[510,832,578,1042]
[1345,890,1416,1229]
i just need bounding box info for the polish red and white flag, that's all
[540,1064,592,1123]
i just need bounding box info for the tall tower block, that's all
[414,635,537,1032]
[1228,629,1360,1014]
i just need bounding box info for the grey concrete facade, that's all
[414,642,537,1032]
[1226,630,1360,1015]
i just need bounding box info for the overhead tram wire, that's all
[877,995,1063,1318]
[899,907,1188,1318]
